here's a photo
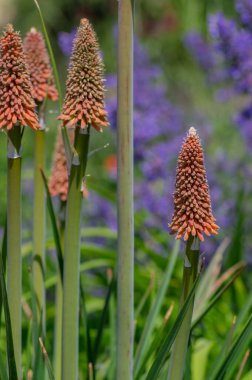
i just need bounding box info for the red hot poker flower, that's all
[169,127,219,242]
[23,28,58,103]
[58,18,109,132]
[49,131,88,201]
[0,24,40,130]
[49,131,71,202]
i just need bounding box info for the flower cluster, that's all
[23,28,58,103]
[58,19,109,131]
[169,127,219,241]
[49,131,71,202]
[0,24,40,130]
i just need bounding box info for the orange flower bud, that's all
[0,24,40,130]
[169,127,219,241]
[49,131,88,201]
[23,28,58,103]
[58,18,109,132]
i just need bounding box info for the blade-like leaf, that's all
[192,266,244,328]
[40,170,63,283]
[29,273,44,380]
[145,276,200,380]
[194,238,229,320]
[39,338,55,380]
[0,350,8,380]
[0,254,18,380]
[134,240,179,376]
[93,273,116,363]
[0,219,7,329]
[206,313,252,380]
[80,280,94,376]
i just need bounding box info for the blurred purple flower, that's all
[236,0,252,27]
[58,29,76,56]
[185,32,216,71]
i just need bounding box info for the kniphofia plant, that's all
[58,18,108,380]
[0,24,40,377]
[168,127,219,380]
[23,28,58,377]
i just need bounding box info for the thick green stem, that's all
[116,1,134,379]
[168,237,200,380]
[54,202,65,380]
[62,127,90,380]
[7,126,22,379]
[33,129,46,331]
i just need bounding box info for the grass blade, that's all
[192,266,244,328]
[0,253,18,380]
[206,313,252,380]
[134,240,179,376]
[194,238,229,320]
[93,272,116,363]
[80,280,94,376]
[40,170,63,282]
[0,219,7,329]
[39,337,55,380]
[0,351,8,380]
[145,275,200,380]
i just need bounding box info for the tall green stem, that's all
[168,237,200,380]
[54,202,65,380]
[33,128,46,331]
[116,1,134,379]
[62,127,90,380]
[7,125,22,379]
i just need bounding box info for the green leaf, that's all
[144,276,200,380]
[39,338,55,380]
[0,351,8,380]
[192,339,213,380]
[235,291,252,333]
[194,238,229,320]
[0,218,7,330]
[134,240,179,377]
[93,273,116,363]
[29,273,44,379]
[80,280,94,376]
[207,314,252,380]
[192,265,244,328]
[40,170,63,283]
[0,254,18,380]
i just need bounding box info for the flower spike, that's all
[23,28,58,103]
[49,131,71,202]
[0,24,40,130]
[169,127,219,241]
[58,18,109,131]
[49,130,88,201]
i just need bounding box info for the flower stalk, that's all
[49,130,72,380]
[62,127,90,380]
[116,1,134,379]
[0,24,40,377]
[167,236,199,380]
[23,29,58,344]
[59,18,108,380]
[7,125,22,377]
[168,127,219,380]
